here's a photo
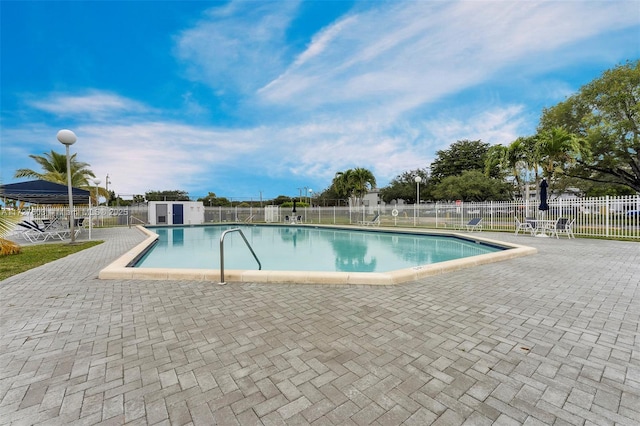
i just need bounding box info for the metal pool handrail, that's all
[219,228,261,284]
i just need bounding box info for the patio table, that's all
[529,219,557,237]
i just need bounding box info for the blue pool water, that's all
[134,225,503,273]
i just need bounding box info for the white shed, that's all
[148,201,205,225]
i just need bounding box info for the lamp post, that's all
[308,189,313,206]
[57,129,78,243]
[105,174,111,206]
[414,176,422,227]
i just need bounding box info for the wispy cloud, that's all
[259,14,359,99]
[175,0,301,94]
[54,103,520,196]
[27,91,149,119]
[424,105,527,150]
[257,0,639,116]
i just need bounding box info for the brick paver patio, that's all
[1,227,638,425]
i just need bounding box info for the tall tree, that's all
[498,137,535,198]
[379,169,429,203]
[503,140,526,187]
[350,167,377,205]
[14,150,95,187]
[431,170,513,201]
[430,140,492,183]
[484,144,508,180]
[536,127,589,189]
[331,168,376,208]
[332,169,354,200]
[539,60,640,192]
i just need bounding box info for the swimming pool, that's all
[136,225,502,272]
[99,224,537,285]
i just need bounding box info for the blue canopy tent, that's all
[0,180,90,205]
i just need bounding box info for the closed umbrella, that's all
[539,178,549,212]
[292,199,297,213]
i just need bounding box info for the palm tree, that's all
[350,167,377,206]
[485,144,508,179]
[333,168,376,222]
[503,140,524,186]
[332,169,354,202]
[505,138,529,193]
[501,136,542,201]
[332,168,377,207]
[14,150,96,188]
[537,127,588,188]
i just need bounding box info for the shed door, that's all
[173,204,184,225]
[157,204,168,224]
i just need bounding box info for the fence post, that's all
[490,200,494,229]
[605,195,610,238]
[559,198,563,220]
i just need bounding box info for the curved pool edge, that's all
[98,225,537,285]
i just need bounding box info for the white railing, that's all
[21,194,640,240]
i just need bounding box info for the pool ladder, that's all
[219,228,261,284]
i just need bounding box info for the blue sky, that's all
[2,1,639,201]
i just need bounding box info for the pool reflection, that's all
[278,227,309,248]
[317,229,377,272]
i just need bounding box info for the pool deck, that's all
[1,227,638,425]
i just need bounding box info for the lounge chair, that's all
[514,216,535,235]
[358,213,380,227]
[464,217,483,232]
[42,216,83,240]
[16,220,66,242]
[16,221,43,242]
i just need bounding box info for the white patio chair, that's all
[553,217,575,239]
[514,217,535,235]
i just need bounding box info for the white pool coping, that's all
[99,224,537,285]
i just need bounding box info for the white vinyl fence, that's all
[24,195,640,240]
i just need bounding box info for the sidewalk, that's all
[1,227,639,425]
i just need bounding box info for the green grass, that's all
[0,241,104,281]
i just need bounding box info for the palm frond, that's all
[0,209,22,237]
